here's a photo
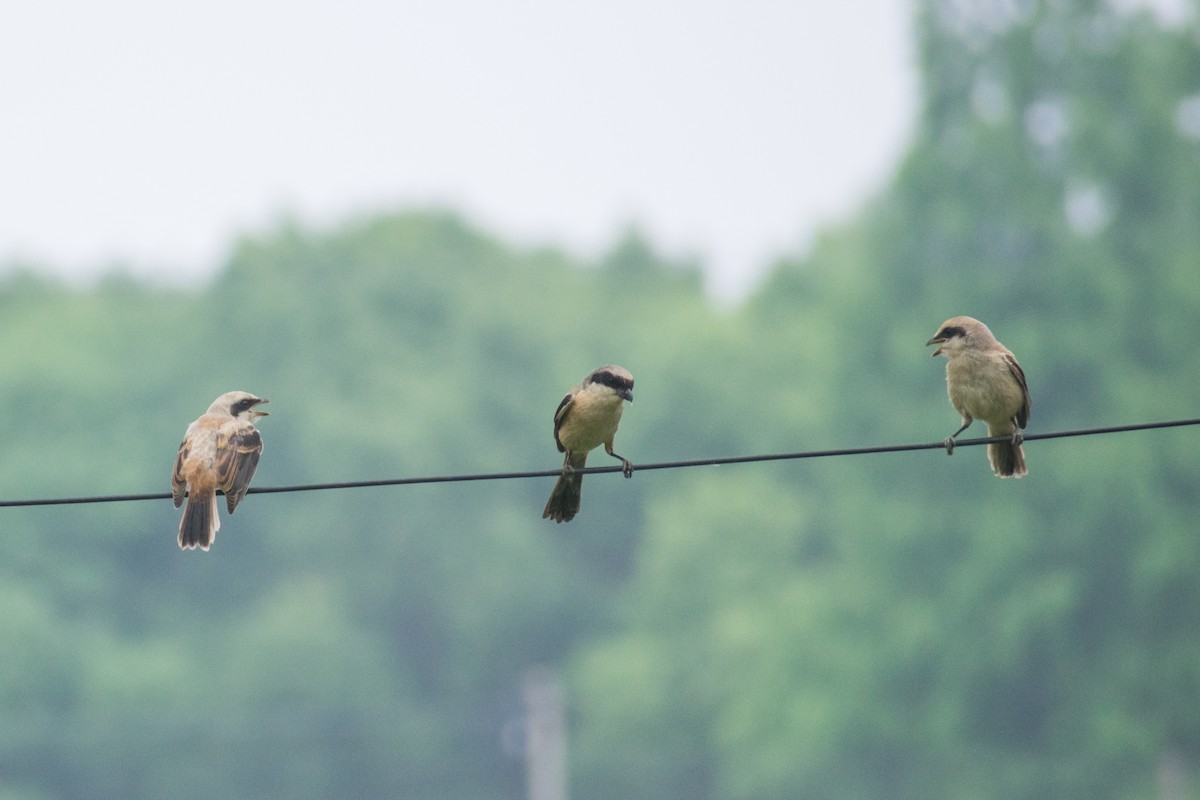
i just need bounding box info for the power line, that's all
[1,417,1196,509]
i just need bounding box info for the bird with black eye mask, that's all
[172,391,269,550]
[927,317,1030,478]
[543,365,635,522]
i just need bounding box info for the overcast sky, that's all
[1,1,917,298]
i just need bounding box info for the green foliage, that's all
[0,1,1198,797]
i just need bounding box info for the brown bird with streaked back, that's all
[927,316,1030,478]
[172,391,269,550]
[543,365,635,522]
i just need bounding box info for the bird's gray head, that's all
[584,365,634,403]
[209,391,270,420]
[925,316,994,358]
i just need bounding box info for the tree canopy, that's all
[0,1,1198,798]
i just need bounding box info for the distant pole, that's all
[523,667,567,800]
[1157,751,1188,800]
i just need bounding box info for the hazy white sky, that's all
[1,1,917,298]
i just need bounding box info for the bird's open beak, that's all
[621,389,634,403]
[925,337,946,357]
[253,399,270,417]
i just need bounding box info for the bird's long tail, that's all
[178,490,220,550]
[987,424,1027,478]
[543,455,587,523]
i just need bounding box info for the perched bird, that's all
[172,391,269,550]
[543,365,635,522]
[927,316,1030,477]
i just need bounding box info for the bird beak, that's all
[926,336,946,357]
[620,388,634,403]
[253,399,270,417]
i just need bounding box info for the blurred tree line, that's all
[0,0,1197,798]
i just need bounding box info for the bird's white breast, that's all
[946,353,1023,425]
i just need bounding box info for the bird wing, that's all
[552,392,574,453]
[214,422,264,514]
[1004,353,1031,428]
[171,439,190,508]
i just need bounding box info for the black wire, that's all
[1,417,1196,509]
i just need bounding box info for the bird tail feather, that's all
[178,491,220,550]
[987,426,1027,478]
[543,453,588,523]
[543,473,584,523]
